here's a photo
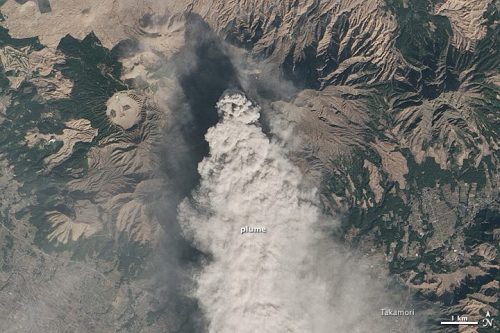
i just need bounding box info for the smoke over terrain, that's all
[178,92,422,332]
[142,16,424,332]
[1,0,496,332]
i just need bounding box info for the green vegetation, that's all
[52,33,127,140]
[404,150,456,190]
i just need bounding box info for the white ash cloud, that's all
[178,91,421,333]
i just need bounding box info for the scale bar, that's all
[440,321,478,325]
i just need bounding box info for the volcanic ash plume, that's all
[177,90,330,332]
[178,91,412,333]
